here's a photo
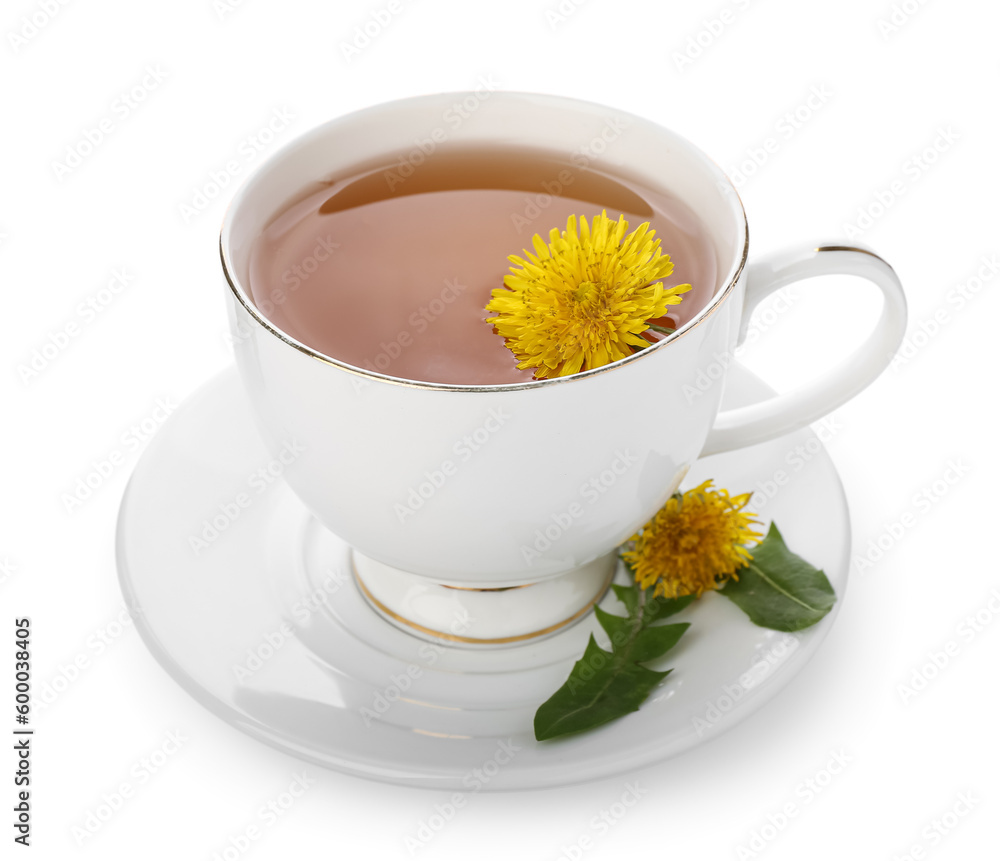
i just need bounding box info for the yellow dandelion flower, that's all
[622,481,762,599]
[485,211,692,379]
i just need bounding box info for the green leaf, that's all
[610,583,639,616]
[629,622,689,663]
[534,587,690,741]
[617,563,694,624]
[534,635,671,740]
[719,523,836,632]
[642,593,696,624]
[595,606,688,662]
[594,604,632,645]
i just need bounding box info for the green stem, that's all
[646,323,676,336]
[551,596,651,726]
[611,588,649,671]
[632,588,649,632]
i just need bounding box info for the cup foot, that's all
[352,551,617,647]
[116,364,851,788]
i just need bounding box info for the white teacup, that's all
[220,92,906,645]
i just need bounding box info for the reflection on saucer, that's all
[117,366,849,789]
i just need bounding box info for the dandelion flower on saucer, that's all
[622,481,762,599]
[485,211,691,379]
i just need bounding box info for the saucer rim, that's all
[116,365,850,791]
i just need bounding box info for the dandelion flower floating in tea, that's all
[485,211,692,379]
[622,481,763,599]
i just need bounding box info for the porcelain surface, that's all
[117,363,850,790]
[219,92,903,588]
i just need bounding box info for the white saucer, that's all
[116,364,849,790]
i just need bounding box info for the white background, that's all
[3,0,997,858]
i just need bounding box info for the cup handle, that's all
[701,244,908,456]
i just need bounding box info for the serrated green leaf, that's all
[535,583,691,740]
[610,583,639,616]
[534,635,671,740]
[594,605,632,648]
[595,606,689,663]
[719,523,836,632]
[616,564,695,624]
[629,622,689,663]
[642,593,696,624]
